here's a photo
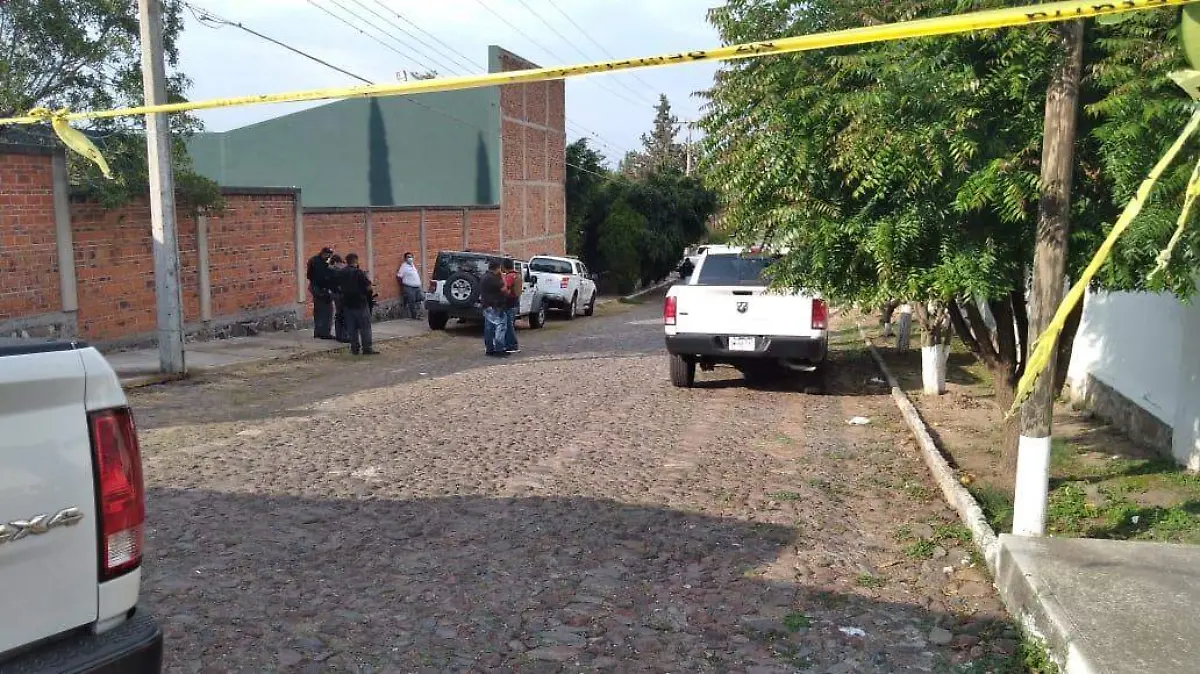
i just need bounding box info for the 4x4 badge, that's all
[0,508,85,546]
[736,302,749,314]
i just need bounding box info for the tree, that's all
[597,197,646,295]
[0,0,218,207]
[566,138,608,259]
[699,0,1198,477]
[621,95,686,178]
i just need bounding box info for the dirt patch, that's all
[851,311,1200,544]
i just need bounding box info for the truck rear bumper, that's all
[666,333,827,364]
[1,611,162,674]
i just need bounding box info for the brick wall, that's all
[71,190,297,342]
[370,209,422,303]
[496,49,567,261]
[0,149,60,329]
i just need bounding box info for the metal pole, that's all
[138,0,185,374]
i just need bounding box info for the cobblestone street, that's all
[130,300,1017,673]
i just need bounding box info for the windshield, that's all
[695,254,776,286]
[433,253,499,280]
[529,258,573,275]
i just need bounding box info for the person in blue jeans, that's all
[501,259,521,353]
[479,262,508,357]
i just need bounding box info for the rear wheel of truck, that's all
[528,305,547,329]
[669,354,696,388]
[566,293,578,320]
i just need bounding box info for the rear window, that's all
[529,258,573,275]
[695,254,777,286]
[433,252,502,280]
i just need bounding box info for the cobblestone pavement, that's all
[129,301,1018,673]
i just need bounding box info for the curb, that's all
[857,323,1090,672]
[117,326,428,391]
[856,323,1001,572]
[621,276,678,302]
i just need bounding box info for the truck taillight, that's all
[560,277,570,289]
[812,299,828,330]
[664,296,677,326]
[89,408,145,581]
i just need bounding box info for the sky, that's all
[175,0,723,166]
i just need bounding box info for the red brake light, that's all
[427,280,436,293]
[560,277,570,289]
[812,299,828,330]
[664,296,678,325]
[89,408,145,580]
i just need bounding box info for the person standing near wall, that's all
[396,252,423,320]
[502,259,521,354]
[306,246,336,340]
[339,253,378,356]
[328,254,348,343]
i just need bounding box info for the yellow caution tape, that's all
[28,108,112,179]
[1009,108,1200,417]
[1149,155,1200,281]
[0,0,1194,179]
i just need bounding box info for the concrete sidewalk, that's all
[997,534,1200,674]
[107,318,428,388]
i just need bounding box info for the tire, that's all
[427,312,449,330]
[444,271,480,308]
[584,291,597,317]
[528,304,547,329]
[669,354,696,388]
[565,293,578,320]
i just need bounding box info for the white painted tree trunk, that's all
[896,305,912,351]
[921,344,950,395]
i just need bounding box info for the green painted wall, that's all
[188,88,501,208]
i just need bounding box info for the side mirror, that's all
[527,274,537,284]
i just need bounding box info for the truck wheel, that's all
[584,292,597,316]
[566,293,578,320]
[669,354,696,388]
[528,305,547,329]
[428,312,449,330]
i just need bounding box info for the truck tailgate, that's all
[674,286,817,338]
[0,348,98,656]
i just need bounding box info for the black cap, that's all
[320,247,334,255]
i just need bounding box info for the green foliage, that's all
[620,94,686,178]
[597,198,645,295]
[699,0,1200,316]
[566,138,608,257]
[782,612,811,632]
[0,0,219,208]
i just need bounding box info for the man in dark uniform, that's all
[339,253,379,356]
[306,246,336,340]
[328,254,349,343]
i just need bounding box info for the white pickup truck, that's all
[663,248,829,389]
[0,340,162,672]
[527,255,599,319]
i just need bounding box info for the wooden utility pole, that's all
[1013,19,1084,537]
[138,0,186,375]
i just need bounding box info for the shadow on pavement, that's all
[143,490,1023,673]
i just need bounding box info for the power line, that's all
[542,1,658,94]
[342,0,468,76]
[183,2,372,84]
[509,0,653,106]
[368,0,480,73]
[305,0,438,73]
[467,0,647,110]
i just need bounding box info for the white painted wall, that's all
[1067,288,1200,469]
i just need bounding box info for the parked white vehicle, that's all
[527,255,599,319]
[663,247,829,388]
[0,341,162,671]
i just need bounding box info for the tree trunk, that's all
[1013,19,1084,533]
[1052,298,1084,400]
[1010,288,1030,378]
[914,302,952,396]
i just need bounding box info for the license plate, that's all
[729,336,756,351]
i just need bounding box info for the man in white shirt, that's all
[396,252,423,319]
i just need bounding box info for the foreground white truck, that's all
[0,341,162,672]
[663,248,829,388]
